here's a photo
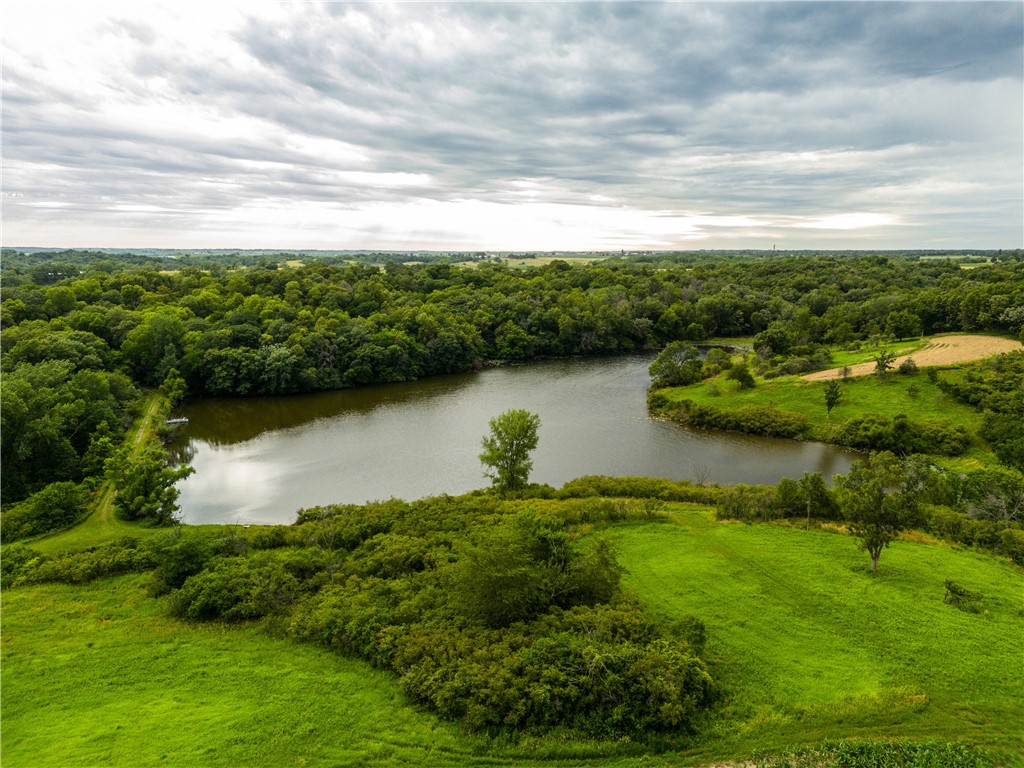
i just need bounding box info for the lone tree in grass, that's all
[873,348,897,377]
[480,409,541,494]
[834,451,922,572]
[824,379,842,420]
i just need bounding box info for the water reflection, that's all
[170,355,861,525]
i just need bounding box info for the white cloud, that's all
[2,1,1021,249]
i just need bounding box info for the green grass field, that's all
[670,370,978,431]
[659,360,998,468]
[611,507,1024,764]
[4,507,1020,767]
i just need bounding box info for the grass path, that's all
[31,394,166,554]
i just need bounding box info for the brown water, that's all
[168,355,859,525]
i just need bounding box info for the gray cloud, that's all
[3,1,1021,249]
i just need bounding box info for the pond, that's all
[168,355,860,525]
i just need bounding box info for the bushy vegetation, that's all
[714,458,1024,567]
[835,413,970,455]
[0,481,91,540]
[937,351,1024,470]
[4,494,713,738]
[648,393,810,438]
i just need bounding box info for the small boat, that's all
[165,418,190,425]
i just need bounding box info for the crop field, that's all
[4,507,1021,767]
[804,335,1023,381]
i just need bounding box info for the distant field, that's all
[3,509,1021,767]
[804,335,1022,381]
[656,336,1017,469]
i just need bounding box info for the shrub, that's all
[558,475,724,505]
[172,555,301,621]
[899,357,919,375]
[837,414,969,456]
[17,538,156,586]
[725,362,756,389]
[0,544,44,589]
[391,601,713,735]
[660,399,808,439]
[717,485,783,522]
[0,482,90,541]
[998,528,1024,566]
[752,739,995,767]
[944,579,985,614]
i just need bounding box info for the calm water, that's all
[168,355,859,525]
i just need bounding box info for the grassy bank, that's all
[27,394,170,556]
[3,505,1020,767]
[653,356,997,467]
[664,369,978,432]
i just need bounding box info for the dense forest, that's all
[2,249,1022,512]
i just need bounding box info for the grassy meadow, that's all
[656,349,1000,469]
[668,368,978,431]
[4,505,1021,767]
[611,507,1024,763]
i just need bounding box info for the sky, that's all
[2,1,1022,252]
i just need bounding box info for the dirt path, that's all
[802,334,1022,382]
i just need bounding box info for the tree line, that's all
[2,251,1021,511]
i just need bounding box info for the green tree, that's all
[725,361,755,389]
[649,341,704,388]
[799,472,836,527]
[108,440,194,525]
[873,348,897,377]
[824,379,842,420]
[835,451,921,572]
[160,368,188,406]
[885,310,922,340]
[479,409,541,494]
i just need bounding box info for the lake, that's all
[168,355,860,525]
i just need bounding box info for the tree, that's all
[108,439,194,525]
[799,472,836,527]
[824,379,842,420]
[873,348,897,377]
[649,341,704,388]
[160,368,188,406]
[835,451,921,572]
[479,409,541,494]
[725,361,755,389]
[885,310,922,340]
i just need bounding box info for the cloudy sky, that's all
[3,1,1022,251]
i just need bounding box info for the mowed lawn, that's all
[611,507,1024,763]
